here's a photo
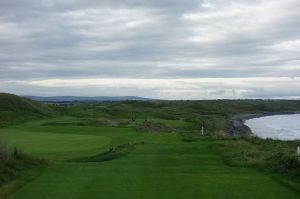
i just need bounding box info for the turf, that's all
[0,130,111,160]
[1,119,299,199]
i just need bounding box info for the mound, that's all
[0,93,53,126]
[135,120,174,133]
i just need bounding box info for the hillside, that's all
[0,93,53,126]
[24,95,150,102]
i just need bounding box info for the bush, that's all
[134,120,173,133]
[269,150,300,174]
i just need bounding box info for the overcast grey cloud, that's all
[0,0,300,99]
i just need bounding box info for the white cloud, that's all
[264,39,300,52]
[0,0,300,98]
[61,8,163,39]
[1,77,298,99]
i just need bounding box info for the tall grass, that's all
[0,143,46,187]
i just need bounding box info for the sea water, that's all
[245,114,300,140]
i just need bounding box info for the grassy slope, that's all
[0,119,299,199]
[0,93,53,126]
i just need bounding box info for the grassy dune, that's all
[0,93,53,126]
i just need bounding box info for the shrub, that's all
[268,150,300,174]
[134,120,173,133]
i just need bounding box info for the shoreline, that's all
[227,111,300,136]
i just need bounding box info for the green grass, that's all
[1,119,300,199]
[0,130,111,160]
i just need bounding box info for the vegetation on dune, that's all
[0,93,54,126]
[51,99,300,135]
[134,120,174,133]
[212,137,300,171]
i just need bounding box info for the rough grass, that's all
[51,99,300,135]
[211,137,300,169]
[0,143,46,190]
[0,93,53,126]
[134,120,174,133]
[211,137,300,193]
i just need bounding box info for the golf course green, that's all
[1,118,299,199]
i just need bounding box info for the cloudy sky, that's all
[0,0,300,99]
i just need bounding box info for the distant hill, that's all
[0,93,53,126]
[24,96,150,102]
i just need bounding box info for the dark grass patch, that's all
[75,142,145,163]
